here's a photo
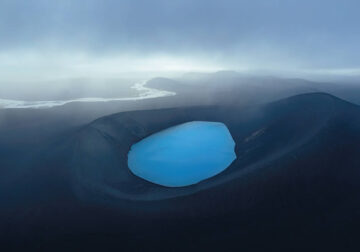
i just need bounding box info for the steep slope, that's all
[72,93,360,202]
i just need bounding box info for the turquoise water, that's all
[127,121,236,187]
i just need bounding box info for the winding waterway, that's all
[0,80,176,109]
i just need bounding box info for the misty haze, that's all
[1,1,360,251]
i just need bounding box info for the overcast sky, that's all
[1,0,360,81]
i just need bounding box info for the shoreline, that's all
[0,80,176,109]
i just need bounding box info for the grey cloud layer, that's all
[1,0,360,69]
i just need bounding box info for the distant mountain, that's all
[181,70,241,81]
[147,72,319,107]
[148,71,360,106]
